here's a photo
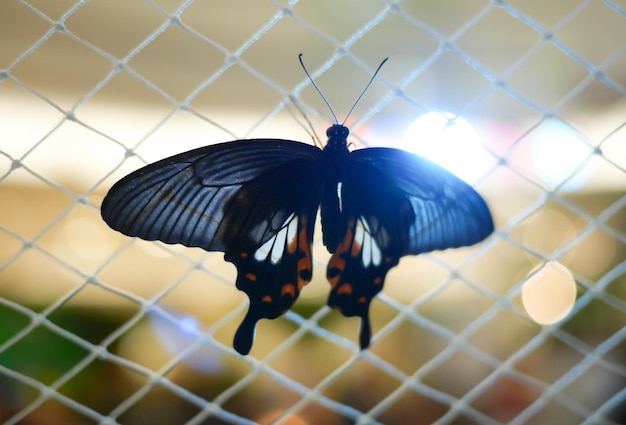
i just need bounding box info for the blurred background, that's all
[1,0,625,424]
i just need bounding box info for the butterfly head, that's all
[324,124,350,152]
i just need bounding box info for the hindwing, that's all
[323,159,415,348]
[218,159,323,354]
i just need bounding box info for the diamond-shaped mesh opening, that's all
[471,375,543,424]
[323,359,405,413]
[115,382,202,424]
[0,323,90,386]
[65,0,165,58]
[561,297,626,348]
[514,333,586,385]
[219,373,304,423]
[2,0,625,423]
[56,357,149,415]
[18,398,101,424]
[371,319,449,375]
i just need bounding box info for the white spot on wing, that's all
[361,216,371,233]
[362,228,371,267]
[371,236,382,266]
[270,227,287,263]
[255,237,273,262]
[354,218,364,246]
[253,214,297,264]
[357,217,382,268]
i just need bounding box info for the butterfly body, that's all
[102,122,493,355]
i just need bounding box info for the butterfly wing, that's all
[352,147,494,254]
[101,139,319,251]
[324,147,494,348]
[218,158,323,354]
[323,158,416,348]
[101,139,323,355]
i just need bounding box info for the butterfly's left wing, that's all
[324,147,494,348]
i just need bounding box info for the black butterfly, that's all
[101,56,494,355]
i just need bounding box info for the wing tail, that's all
[326,216,400,349]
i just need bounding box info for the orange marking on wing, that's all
[262,295,272,303]
[327,275,340,288]
[240,253,248,259]
[327,252,346,286]
[328,218,355,287]
[384,257,393,264]
[246,273,257,282]
[358,296,367,304]
[296,216,313,290]
[281,283,296,298]
[337,283,353,295]
[298,217,311,262]
[373,276,382,285]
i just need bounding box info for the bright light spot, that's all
[149,309,222,373]
[522,261,577,325]
[180,315,200,334]
[402,112,493,184]
[530,119,593,191]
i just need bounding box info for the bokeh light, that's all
[521,261,577,325]
[529,119,593,191]
[402,112,494,184]
[149,308,223,374]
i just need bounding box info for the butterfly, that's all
[101,55,494,355]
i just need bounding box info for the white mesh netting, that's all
[1,0,626,424]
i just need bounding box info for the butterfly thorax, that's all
[323,124,350,154]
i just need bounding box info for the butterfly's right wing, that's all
[101,139,320,252]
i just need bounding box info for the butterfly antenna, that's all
[299,54,339,124]
[342,57,388,125]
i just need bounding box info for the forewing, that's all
[101,139,319,251]
[351,147,494,254]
